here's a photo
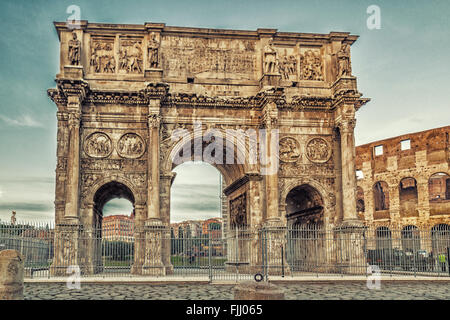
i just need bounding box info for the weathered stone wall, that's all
[356,126,450,234]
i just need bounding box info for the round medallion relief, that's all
[117,133,146,159]
[305,137,331,163]
[84,132,113,158]
[278,136,301,162]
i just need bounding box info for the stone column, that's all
[338,118,359,224]
[334,118,366,274]
[65,107,81,220]
[0,250,23,300]
[147,112,161,221]
[160,172,175,274]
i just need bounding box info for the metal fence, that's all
[1,222,449,280]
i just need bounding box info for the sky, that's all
[0,0,449,223]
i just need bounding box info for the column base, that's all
[334,222,367,275]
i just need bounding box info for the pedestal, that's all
[140,220,167,276]
[334,221,367,275]
[259,74,281,89]
[144,68,163,82]
[50,223,81,276]
[63,65,84,79]
[262,220,291,276]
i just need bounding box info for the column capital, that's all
[148,113,161,128]
[337,118,356,133]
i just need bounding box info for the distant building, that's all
[202,218,222,239]
[102,215,134,242]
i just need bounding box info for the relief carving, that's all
[162,37,256,79]
[90,40,115,73]
[279,137,301,162]
[119,40,143,73]
[306,138,331,163]
[117,133,146,159]
[84,132,113,158]
[300,50,323,81]
[278,50,297,80]
[230,192,247,227]
[68,32,81,66]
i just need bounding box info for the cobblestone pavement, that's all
[24,282,450,300]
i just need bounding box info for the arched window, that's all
[429,173,450,201]
[431,224,450,255]
[373,181,389,211]
[399,177,418,217]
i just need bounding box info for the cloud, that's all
[0,114,43,128]
[0,202,53,213]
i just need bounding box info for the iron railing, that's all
[0,222,449,280]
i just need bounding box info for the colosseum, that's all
[355,125,450,253]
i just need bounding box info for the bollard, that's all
[234,281,284,300]
[0,250,24,300]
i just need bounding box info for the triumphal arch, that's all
[48,21,369,275]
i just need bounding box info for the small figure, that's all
[11,211,16,225]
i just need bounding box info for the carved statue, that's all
[11,211,16,225]
[263,42,277,74]
[68,32,81,65]
[337,43,351,77]
[300,50,323,81]
[148,33,160,68]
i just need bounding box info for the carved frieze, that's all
[277,50,297,80]
[81,159,147,171]
[119,39,143,73]
[229,192,247,227]
[305,138,331,163]
[279,136,301,162]
[117,133,146,159]
[280,163,334,177]
[90,39,115,73]
[162,36,256,79]
[84,132,113,158]
[299,50,323,81]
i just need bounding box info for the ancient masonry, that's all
[356,126,450,251]
[47,21,369,275]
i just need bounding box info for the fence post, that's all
[0,250,24,300]
[208,231,212,282]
